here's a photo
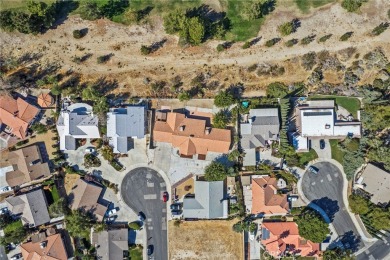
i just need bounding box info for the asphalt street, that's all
[121,167,168,260]
[357,236,390,260]
[302,162,364,252]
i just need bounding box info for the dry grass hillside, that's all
[0,0,389,98]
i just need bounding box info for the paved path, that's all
[121,167,168,260]
[301,161,364,252]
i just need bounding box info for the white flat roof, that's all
[300,108,334,137]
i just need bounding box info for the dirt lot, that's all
[1,1,389,97]
[168,220,243,260]
[64,173,80,195]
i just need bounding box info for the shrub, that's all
[214,91,235,108]
[97,55,110,64]
[84,154,101,168]
[318,34,332,43]
[265,38,280,47]
[140,45,152,55]
[216,44,225,52]
[285,39,298,47]
[301,52,317,70]
[204,161,228,181]
[266,82,288,98]
[340,32,353,41]
[341,0,367,12]
[371,22,389,36]
[247,64,258,72]
[15,139,29,147]
[242,41,251,49]
[178,91,191,102]
[213,110,231,129]
[73,29,83,39]
[31,122,47,134]
[129,221,141,230]
[301,35,315,45]
[78,2,102,21]
[278,21,294,36]
[110,160,124,171]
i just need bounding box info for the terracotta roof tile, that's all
[20,233,68,260]
[154,112,231,156]
[37,93,54,108]
[251,176,289,215]
[0,95,40,139]
[261,222,321,258]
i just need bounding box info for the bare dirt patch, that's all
[64,173,80,195]
[168,220,243,260]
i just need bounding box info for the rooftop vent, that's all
[205,128,210,135]
[40,241,47,249]
[179,125,185,131]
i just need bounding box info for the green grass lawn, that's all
[298,148,318,167]
[309,95,361,118]
[51,185,60,202]
[294,0,336,13]
[129,246,143,260]
[222,0,265,41]
[0,0,55,11]
[4,219,23,234]
[275,170,298,186]
[330,139,344,164]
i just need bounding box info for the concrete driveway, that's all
[311,138,331,159]
[301,162,364,252]
[121,167,168,260]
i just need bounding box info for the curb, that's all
[297,158,377,243]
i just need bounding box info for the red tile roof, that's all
[251,176,289,215]
[20,233,68,260]
[153,112,231,156]
[37,93,54,108]
[0,95,40,139]
[261,222,321,258]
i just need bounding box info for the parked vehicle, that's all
[170,203,181,211]
[162,191,169,202]
[147,245,154,256]
[1,186,12,192]
[0,207,8,215]
[320,139,325,149]
[107,208,117,216]
[138,212,146,221]
[11,253,22,260]
[85,147,96,154]
[308,166,319,174]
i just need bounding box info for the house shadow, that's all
[129,229,137,245]
[311,197,339,223]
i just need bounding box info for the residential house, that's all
[37,92,54,108]
[0,95,40,140]
[153,111,231,159]
[92,228,129,260]
[183,179,228,219]
[57,103,100,151]
[355,163,390,206]
[20,232,68,260]
[0,144,51,188]
[292,100,361,152]
[6,188,50,227]
[240,108,280,166]
[251,176,289,216]
[69,178,107,221]
[261,222,321,258]
[107,106,145,154]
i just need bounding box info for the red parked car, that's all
[162,191,169,202]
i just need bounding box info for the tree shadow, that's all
[149,38,168,53]
[292,18,301,32]
[51,0,79,29]
[330,230,362,253]
[91,77,119,96]
[311,197,339,222]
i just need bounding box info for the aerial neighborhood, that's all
[0,0,390,260]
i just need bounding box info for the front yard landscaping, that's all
[297,148,318,167]
[330,139,344,164]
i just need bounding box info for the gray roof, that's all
[241,108,280,149]
[94,229,128,260]
[183,180,227,219]
[108,106,145,138]
[116,136,128,154]
[6,189,50,227]
[360,164,390,205]
[65,135,76,150]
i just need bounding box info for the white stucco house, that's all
[106,106,145,153]
[291,99,361,152]
[57,103,100,151]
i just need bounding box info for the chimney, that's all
[179,125,185,131]
[205,128,210,135]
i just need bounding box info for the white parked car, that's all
[85,147,96,154]
[1,186,12,192]
[107,208,117,216]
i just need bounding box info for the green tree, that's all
[65,210,93,240]
[101,145,114,162]
[367,208,390,230]
[51,84,62,96]
[214,91,235,108]
[73,29,83,39]
[296,209,329,243]
[31,122,47,134]
[78,1,102,21]
[278,21,294,36]
[93,96,109,114]
[188,17,205,45]
[178,91,191,102]
[204,161,228,181]
[228,149,240,162]
[49,198,68,218]
[0,10,16,31]
[0,214,13,229]
[243,0,274,20]
[0,220,27,246]
[82,86,100,101]
[213,110,231,129]
[341,0,367,12]
[266,82,288,98]
[362,104,390,131]
[163,9,186,34]
[348,194,370,215]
